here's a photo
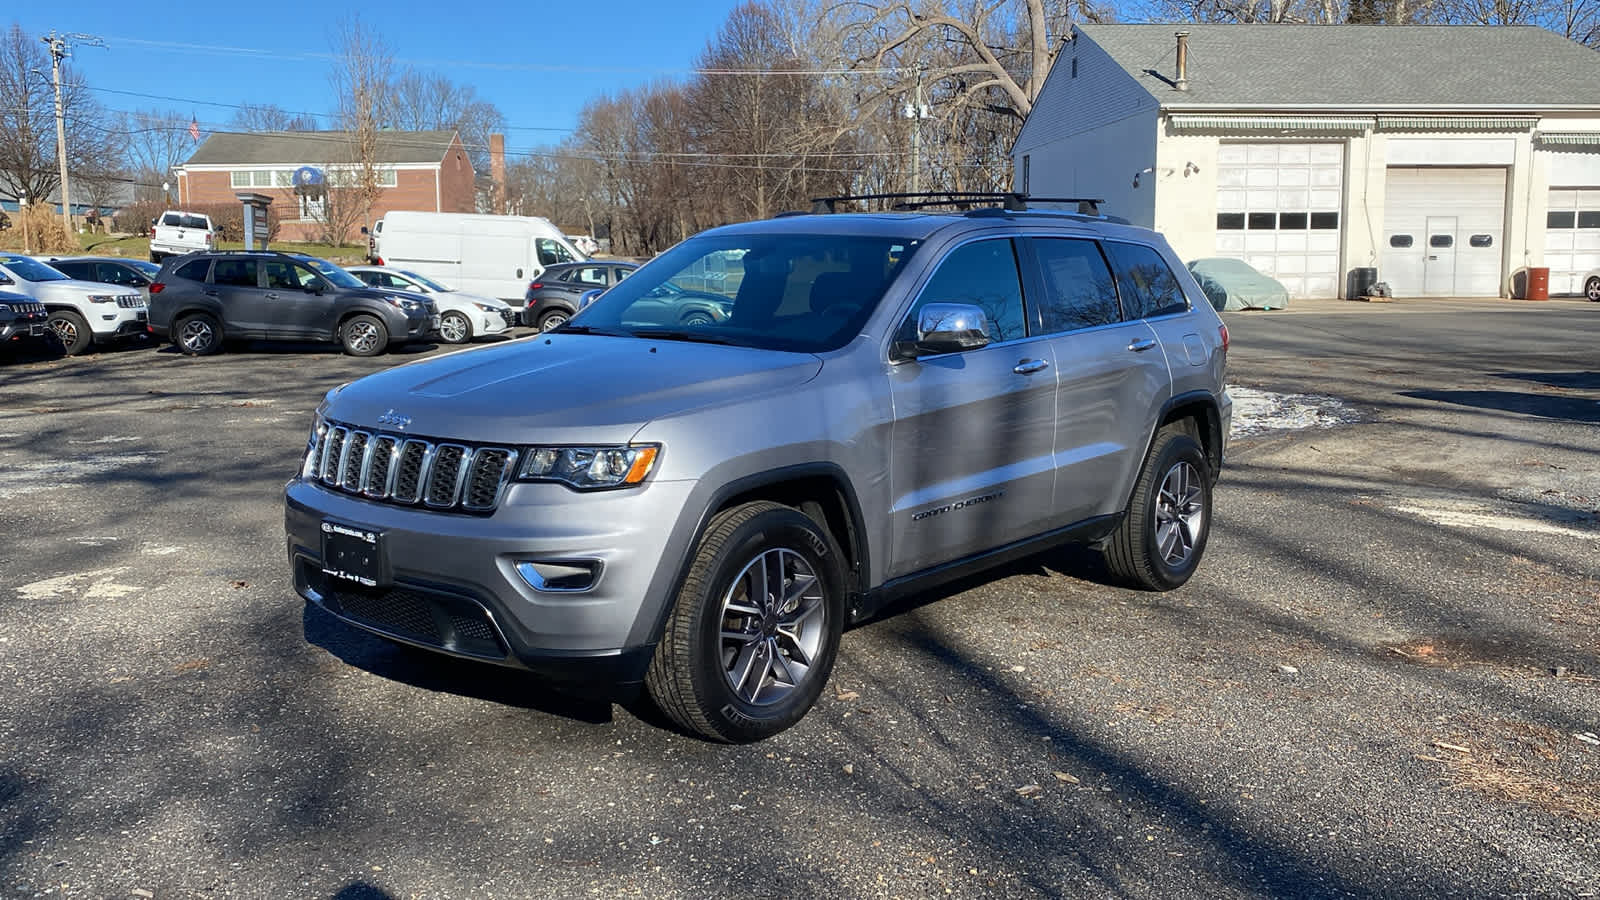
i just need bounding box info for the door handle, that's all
[203,290,218,297]
[265,292,279,299]
[1013,358,1050,375]
[1128,338,1158,353]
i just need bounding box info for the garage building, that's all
[1012,25,1600,299]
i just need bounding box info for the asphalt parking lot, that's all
[2,301,1597,899]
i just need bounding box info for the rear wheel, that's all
[646,501,845,743]
[1586,276,1600,302]
[438,311,473,344]
[340,314,389,357]
[47,310,93,355]
[1104,424,1212,591]
[538,309,570,332]
[174,313,223,356]
[680,310,714,327]
[149,251,163,264]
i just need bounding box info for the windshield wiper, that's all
[627,328,737,346]
[552,324,629,337]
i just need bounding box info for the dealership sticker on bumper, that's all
[321,521,386,587]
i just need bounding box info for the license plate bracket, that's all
[321,521,388,587]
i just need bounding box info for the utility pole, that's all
[41,31,104,234]
[904,66,931,194]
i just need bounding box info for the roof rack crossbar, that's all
[805,192,1108,215]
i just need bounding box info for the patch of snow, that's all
[1388,502,1598,540]
[1229,386,1358,437]
[18,567,135,601]
[66,436,142,445]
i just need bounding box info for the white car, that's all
[345,266,518,344]
[0,254,147,355]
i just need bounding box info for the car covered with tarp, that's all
[1187,258,1289,311]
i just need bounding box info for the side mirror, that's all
[0,274,13,285]
[306,278,328,294]
[899,303,992,358]
[576,288,603,311]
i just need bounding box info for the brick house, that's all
[174,130,476,242]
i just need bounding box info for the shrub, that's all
[0,205,78,253]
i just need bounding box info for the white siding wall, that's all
[1012,35,1160,227]
[1152,132,1221,263]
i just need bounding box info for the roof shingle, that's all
[182,130,459,166]
[1078,24,1600,109]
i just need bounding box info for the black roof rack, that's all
[807,192,1108,217]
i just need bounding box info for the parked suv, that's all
[149,211,217,262]
[284,198,1231,742]
[0,254,148,355]
[0,290,55,352]
[45,257,163,303]
[148,251,438,356]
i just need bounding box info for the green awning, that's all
[1375,115,1537,131]
[1535,131,1600,147]
[1167,115,1372,134]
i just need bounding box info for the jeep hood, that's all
[323,335,823,444]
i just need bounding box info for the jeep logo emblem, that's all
[377,409,411,430]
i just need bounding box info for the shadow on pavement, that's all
[1398,388,1600,423]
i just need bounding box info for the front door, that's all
[1424,216,1458,296]
[262,260,334,339]
[886,238,1059,578]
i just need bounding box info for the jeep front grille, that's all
[313,422,516,514]
[116,295,144,308]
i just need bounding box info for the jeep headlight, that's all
[0,303,9,312]
[302,416,328,478]
[516,444,659,490]
[86,293,115,303]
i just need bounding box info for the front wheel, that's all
[646,501,845,743]
[538,309,570,332]
[47,310,93,355]
[1586,276,1600,302]
[1103,424,1212,591]
[438,311,473,344]
[340,314,389,357]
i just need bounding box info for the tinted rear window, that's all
[212,259,258,287]
[162,214,181,227]
[172,259,211,282]
[1103,242,1188,319]
[51,260,91,279]
[181,215,209,230]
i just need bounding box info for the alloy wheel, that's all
[51,318,79,346]
[1587,278,1600,302]
[1153,461,1205,568]
[540,313,568,332]
[348,320,381,353]
[439,313,468,342]
[179,319,213,353]
[718,548,827,706]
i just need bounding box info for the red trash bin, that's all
[1527,267,1550,301]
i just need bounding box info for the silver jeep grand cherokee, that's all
[285,198,1232,742]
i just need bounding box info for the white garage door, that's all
[1543,188,1600,296]
[1380,168,1506,297]
[1214,143,1344,298]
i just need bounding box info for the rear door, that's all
[208,258,266,337]
[886,237,1060,577]
[1027,238,1172,525]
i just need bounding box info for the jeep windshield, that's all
[567,233,921,353]
[0,256,69,282]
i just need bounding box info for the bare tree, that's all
[0,23,116,205]
[329,16,393,234]
[230,103,319,132]
[387,69,507,171]
[117,108,189,202]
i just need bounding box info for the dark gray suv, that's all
[285,197,1232,741]
[148,251,437,356]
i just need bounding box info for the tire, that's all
[680,310,714,327]
[340,314,389,357]
[645,501,846,743]
[538,309,570,332]
[1103,423,1212,591]
[174,313,223,356]
[1586,276,1600,302]
[47,310,93,356]
[438,310,473,344]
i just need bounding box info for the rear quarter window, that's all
[1103,242,1189,319]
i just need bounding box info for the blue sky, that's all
[13,0,745,155]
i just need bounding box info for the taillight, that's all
[375,257,384,266]
[1218,323,1229,353]
[149,282,165,294]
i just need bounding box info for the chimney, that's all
[1175,31,1190,92]
[490,133,507,215]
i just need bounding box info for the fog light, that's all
[515,560,601,592]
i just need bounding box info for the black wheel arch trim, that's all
[636,462,871,654]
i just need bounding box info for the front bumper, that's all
[1,314,50,341]
[284,476,695,687]
[90,306,148,340]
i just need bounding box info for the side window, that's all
[903,239,1026,344]
[181,215,209,230]
[1103,242,1188,319]
[575,266,608,286]
[352,270,380,287]
[162,213,181,227]
[212,259,259,288]
[96,263,136,285]
[1029,238,1122,333]
[173,259,211,282]
[263,261,304,290]
[613,267,632,282]
[51,261,87,279]
[536,238,575,266]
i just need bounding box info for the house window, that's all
[1469,234,1493,248]
[1022,155,1030,194]
[1071,57,1078,78]
[1389,234,1413,248]
[230,171,251,188]
[1548,210,1576,229]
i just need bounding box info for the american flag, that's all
[188,117,201,142]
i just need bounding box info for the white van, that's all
[368,211,588,301]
